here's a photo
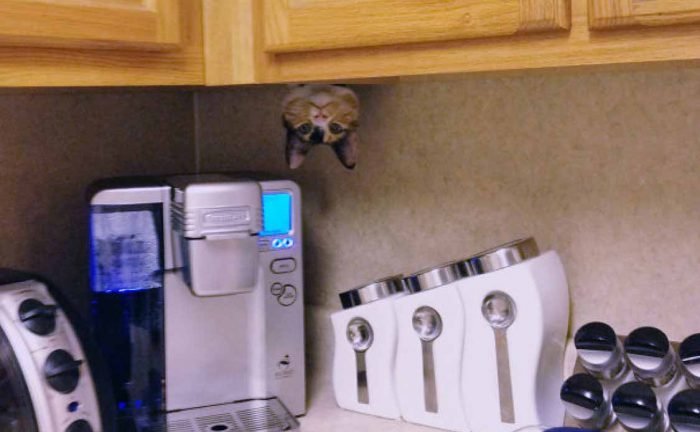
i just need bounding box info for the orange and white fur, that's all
[282,84,359,169]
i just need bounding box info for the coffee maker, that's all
[88,174,304,429]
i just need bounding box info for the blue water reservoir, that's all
[89,203,165,420]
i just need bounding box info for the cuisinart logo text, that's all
[202,207,250,227]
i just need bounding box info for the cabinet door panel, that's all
[264,0,570,53]
[589,0,700,29]
[0,0,182,50]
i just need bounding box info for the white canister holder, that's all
[458,238,570,432]
[331,275,406,419]
[394,262,470,431]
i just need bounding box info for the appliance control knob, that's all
[44,349,82,394]
[18,299,57,336]
[65,420,93,432]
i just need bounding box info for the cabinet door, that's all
[0,0,181,50]
[263,0,570,53]
[589,0,700,29]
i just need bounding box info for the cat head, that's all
[282,84,359,170]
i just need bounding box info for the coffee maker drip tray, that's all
[134,398,300,432]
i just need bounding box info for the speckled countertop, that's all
[298,385,437,432]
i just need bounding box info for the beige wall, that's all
[1,68,698,343]
[0,70,696,421]
[197,67,700,341]
[0,90,195,313]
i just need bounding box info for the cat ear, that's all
[286,130,311,169]
[333,130,359,170]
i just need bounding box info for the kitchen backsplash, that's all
[1,68,699,342]
[0,90,195,313]
[195,67,700,341]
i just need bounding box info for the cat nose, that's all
[310,127,324,144]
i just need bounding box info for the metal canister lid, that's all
[339,275,406,309]
[459,237,540,276]
[402,261,461,293]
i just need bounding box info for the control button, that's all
[44,349,82,394]
[19,299,57,336]
[278,285,297,306]
[271,237,294,250]
[67,401,80,412]
[270,283,284,296]
[271,258,296,274]
[65,419,93,432]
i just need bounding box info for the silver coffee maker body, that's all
[89,174,305,418]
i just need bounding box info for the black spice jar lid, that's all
[668,389,700,429]
[575,322,618,352]
[680,334,700,366]
[624,327,670,358]
[612,382,658,420]
[561,373,605,410]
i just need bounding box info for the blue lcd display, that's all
[261,192,292,236]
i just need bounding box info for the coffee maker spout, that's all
[183,232,259,296]
[168,176,263,297]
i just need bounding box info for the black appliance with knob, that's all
[44,349,83,394]
[0,268,115,432]
[19,299,57,336]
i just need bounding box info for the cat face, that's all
[282,85,359,169]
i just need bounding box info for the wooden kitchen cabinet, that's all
[0,0,203,86]
[204,0,573,85]
[205,0,700,86]
[262,0,570,53]
[589,0,700,30]
[0,0,181,50]
[1,0,700,87]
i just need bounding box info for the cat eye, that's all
[329,122,345,134]
[297,123,312,134]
